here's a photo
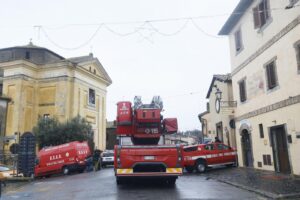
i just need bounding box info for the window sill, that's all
[87,104,96,110]
[257,18,273,34]
[235,46,244,56]
[266,85,280,94]
[239,99,248,105]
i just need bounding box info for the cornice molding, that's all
[75,66,111,86]
[235,94,300,121]
[0,60,38,70]
[3,74,107,93]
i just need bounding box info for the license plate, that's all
[144,156,155,160]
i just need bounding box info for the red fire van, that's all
[35,141,91,177]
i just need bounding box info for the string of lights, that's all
[0,4,297,30]
[39,18,224,50]
[33,4,299,50]
[38,4,299,29]
[146,20,190,37]
[103,22,147,37]
[41,25,103,50]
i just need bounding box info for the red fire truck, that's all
[35,141,91,177]
[114,96,183,185]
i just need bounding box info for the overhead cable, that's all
[35,4,299,50]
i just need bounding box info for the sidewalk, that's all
[203,167,300,199]
[0,177,32,197]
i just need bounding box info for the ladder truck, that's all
[114,96,183,185]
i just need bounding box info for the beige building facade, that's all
[219,0,300,175]
[0,43,112,150]
[199,74,237,148]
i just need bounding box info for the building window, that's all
[234,28,243,53]
[25,51,30,59]
[265,60,278,90]
[259,124,264,138]
[206,102,210,112]
[93,69,96,74]
[88,88,95,105]
[238,79,247,102]
[263,154,272,165]
[89,66,92,72]
[295,42,300,72]
[253,0,270,29]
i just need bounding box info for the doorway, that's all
[241,129,253,167]
[216,122,223,142]
[270,125,291,174]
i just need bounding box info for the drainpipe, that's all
[198,114,207,143]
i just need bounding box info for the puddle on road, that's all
[6,193,32,199]
[34,181,63,185]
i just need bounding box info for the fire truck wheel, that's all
[166,178,176,185]
[62,166,69,175]
[185,166,194,173]
[195,160,206,173]
[116,177,124,185]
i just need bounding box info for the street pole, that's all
[17,131,20,176]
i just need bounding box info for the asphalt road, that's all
[2,168,266,200]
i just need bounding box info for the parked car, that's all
[101,150,114,167]
[35,141,91,177]
[0,166,14,180]
[182,143,237,173]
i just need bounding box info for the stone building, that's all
[0,42,112,150]
[219,0,300,175]
[198,74,236,148]
[106,121,117,150]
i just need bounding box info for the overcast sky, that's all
[0,0,239,131]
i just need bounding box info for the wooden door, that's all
[271,126,291,174]
[241,130,253,167]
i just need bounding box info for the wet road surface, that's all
[2,168,266,200]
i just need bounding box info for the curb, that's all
[216,178,300,199]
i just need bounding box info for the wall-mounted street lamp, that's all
[213,85,222,113]
[215,87,222,100]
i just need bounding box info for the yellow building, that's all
[198,74,237,148]
[0,43,112,150]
